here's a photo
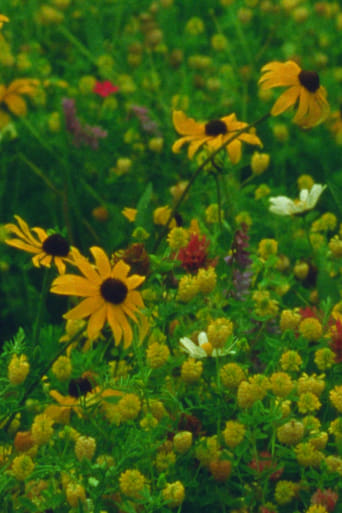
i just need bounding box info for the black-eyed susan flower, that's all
[172,110,262,163]
[50,247,145,346]
[0,78,38,128]
[5,216,74,274]
[259,60,329,128]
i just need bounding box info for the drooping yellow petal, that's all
[5,239,41,253]
[32,227,49,243]
[51,274,99,297]
[121,302,139,323]
[172,135,201,154]
[14,215,40,245]
[226,139,242,165]
[87,304,107,340]
[107,304,123,345]
[90,246,111,279]
[172,110,205,136]
[63,295,104,320]
[4,94,27,116]
[259,61,301,89]
[114,307,133,348]
[54,257,66,275]
[188,136,211,159]
[293,88,310,124]
[270,86,299,116]
[128,290,145,309]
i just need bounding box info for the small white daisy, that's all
[269,184,327,216]
[180,331,236,359]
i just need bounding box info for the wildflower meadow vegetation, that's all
[2,1,342,512]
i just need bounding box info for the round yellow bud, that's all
[251,152,270,175]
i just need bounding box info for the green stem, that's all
[32,267,51,346]
[214,172,223,230]
[58,25,98,65]
[153,112,270,252]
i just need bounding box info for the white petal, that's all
[198,332,209,347]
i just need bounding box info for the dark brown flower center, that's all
[68,377,93,398]
[205,119,228,136]
[42,234,70,257]
[100,277,128,304]
[298,70,320,93]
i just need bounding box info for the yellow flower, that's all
[172,110,261,163]
[51,247,145,346]
[5,216,74,274]
[0,15,9,29]
[259,60,329,128]
[0,78,39,128]
[45,386,121,423]
[122,207,137,222]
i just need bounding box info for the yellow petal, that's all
[32,227,49,243]
[111,259,130,280]
[114,307,133,348]
[172,135,201,154]
[51,274,99,297]
[226,139,242,164]
[188,137,210,159]
[64,295,103,320]
[172,110,205,136]
[14,215,41,245]
[54,257,66,275]
[127,290,145,308]
[5,238,41,253]
[271,86,300,116]
[107,304,123,345]
[4,94,27,116]
[87,304,107,340]
[126,274,145,290]
[90,246,111,279]
[72,251,102,284]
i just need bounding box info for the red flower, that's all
[177,233,210,272]
[93,80,119,98]
[311,488,338,511]
[248,451,283,480]
[299,306,320,319]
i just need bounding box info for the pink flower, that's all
[93,80,119,98]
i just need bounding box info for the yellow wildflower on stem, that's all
[0,78,39,128]
[5,216,74,274]
[172,110,262,163]
[51,247,145,346]
[259,60,329,128]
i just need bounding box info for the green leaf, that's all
[317,268,340,304]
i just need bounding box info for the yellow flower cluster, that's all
[146,342,170,368]
[8,354,30,385]
[207,318,233,348]
[119,469,146,499]
[222,421,246,448]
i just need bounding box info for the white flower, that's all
[180,331,236,359]
[269,184,327,216]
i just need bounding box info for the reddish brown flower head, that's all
[177,233,210,272]
[113,243,150,277]
[248,451,283,480]
[311,488,338,511]
[330,319,342,363]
